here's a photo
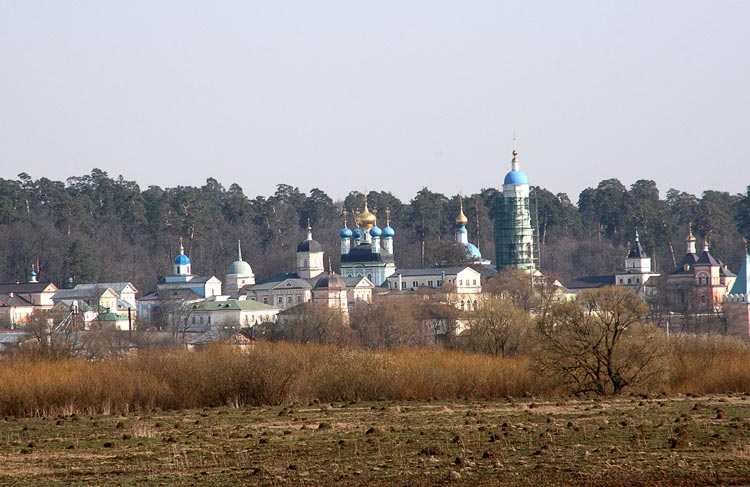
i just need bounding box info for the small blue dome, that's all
[370,225,382,237]
[340,227,353,238]
[382,225,395,238]
[504,170,528,185]
[353,228,362,240]
[174,254,191,266]
[464,243,482,260]
[456,225,467,234]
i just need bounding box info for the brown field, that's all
[3,394,750,486]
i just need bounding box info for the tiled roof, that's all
[628,240,648,258]
[0,293,35,307]
[696,250,721,266]
[341,244,395,263]
[74,282,138,294]
[189,300,280,312]
[670,253,700,275]
[389,267,474,278]
[0,282,57,294]
[566,275,616,290]
[343,276,374,288]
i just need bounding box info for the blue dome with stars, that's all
[464,243,482,260]
[339,227,353,238]
[174,254,191,266]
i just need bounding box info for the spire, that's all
[455,192,468,226]
[686,223,697,254]
[703,237,710,253]
[237,240,243,261]
[306,218,313,240]
[179,236,185,255]
[511,136,519,172]
[343,208,348,227]
[385,207,391,227]
[727,240,750,296]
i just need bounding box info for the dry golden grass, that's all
[0,343,539,417]
[669,336,750,394]
[2,337,750,418]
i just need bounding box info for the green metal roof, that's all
[98,312,128,321]
[728,252,750,295]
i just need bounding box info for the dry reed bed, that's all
[0,343,535,417]
[1,337,749,417]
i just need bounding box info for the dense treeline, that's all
[0,169,748,293]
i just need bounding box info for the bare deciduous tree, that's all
[536,286,667,395]
[465,296,531,357]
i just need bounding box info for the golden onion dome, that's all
[687,223,696,242]
[455,194,468,226]
[357,199,377,229]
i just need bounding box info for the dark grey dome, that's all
[297,239,323,253]
[315,273,347,290]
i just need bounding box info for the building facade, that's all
[666,226,736,312]
[339,201,396,286]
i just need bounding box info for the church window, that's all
[619,279,623,284]
[437,280,443,287]
[401,282,406,290]
[459,280,463,286]
[192,316,196,325]
[297,295,302,303]
[200,316,204,325]
[472,279,477,285]
[628,278,631,284]
[207,316,211,324]
[263,297,268,304]
[278,296,283,305]
[412,281,418,288]
[287,296,292,303]
[304,259,308,267]
[427,280,434,288]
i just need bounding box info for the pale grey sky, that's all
[1,1,748,202]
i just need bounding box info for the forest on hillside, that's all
[0,169,748,295]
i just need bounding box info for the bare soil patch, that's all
[2,394,750,486]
